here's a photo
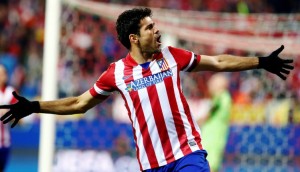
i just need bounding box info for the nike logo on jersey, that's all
[122,75,133,81]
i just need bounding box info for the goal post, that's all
[39,0,61,172]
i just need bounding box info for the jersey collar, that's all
[124,52,163,67]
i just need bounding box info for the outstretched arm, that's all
[0,91,106,127]
[39,91,104,115]
[194,54,259,72]
[192,45,294,80]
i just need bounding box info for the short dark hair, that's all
[116,8,152,50]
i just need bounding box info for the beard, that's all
[138,41,161,55]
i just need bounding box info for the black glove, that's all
[258,45,294,80]
[0,91,40,128]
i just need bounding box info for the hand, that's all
[0,91,40,128]
[258,45,294,80]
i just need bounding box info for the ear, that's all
[129,34,139,44]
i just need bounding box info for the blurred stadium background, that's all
[0,0,300,171]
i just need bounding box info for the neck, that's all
[130,47,154,64]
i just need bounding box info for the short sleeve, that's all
[168,46,201,72]
[89,63,116,99]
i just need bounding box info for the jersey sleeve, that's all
[168,46,201,72]
[89,63,116,99]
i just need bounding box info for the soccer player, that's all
[199,73,232,172]
[0,8,294,172]
[0,64,17,172]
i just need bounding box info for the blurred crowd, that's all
[0,0,300,120]
[0,0,45,99]
[99,0,300,13]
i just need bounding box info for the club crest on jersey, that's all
[157,58,169,71]
[125,69,173,92]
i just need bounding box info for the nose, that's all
[154,26,160,34]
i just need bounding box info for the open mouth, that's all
[156,35,162,45]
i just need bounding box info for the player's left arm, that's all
[192,45,294,80]
[193,54,259,72]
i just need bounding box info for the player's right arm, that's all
[39,90,106,115]
[0,63,116,128]
[0,91,107,128]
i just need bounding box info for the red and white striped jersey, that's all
[0,86,17,148]
[89,46,203,170]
